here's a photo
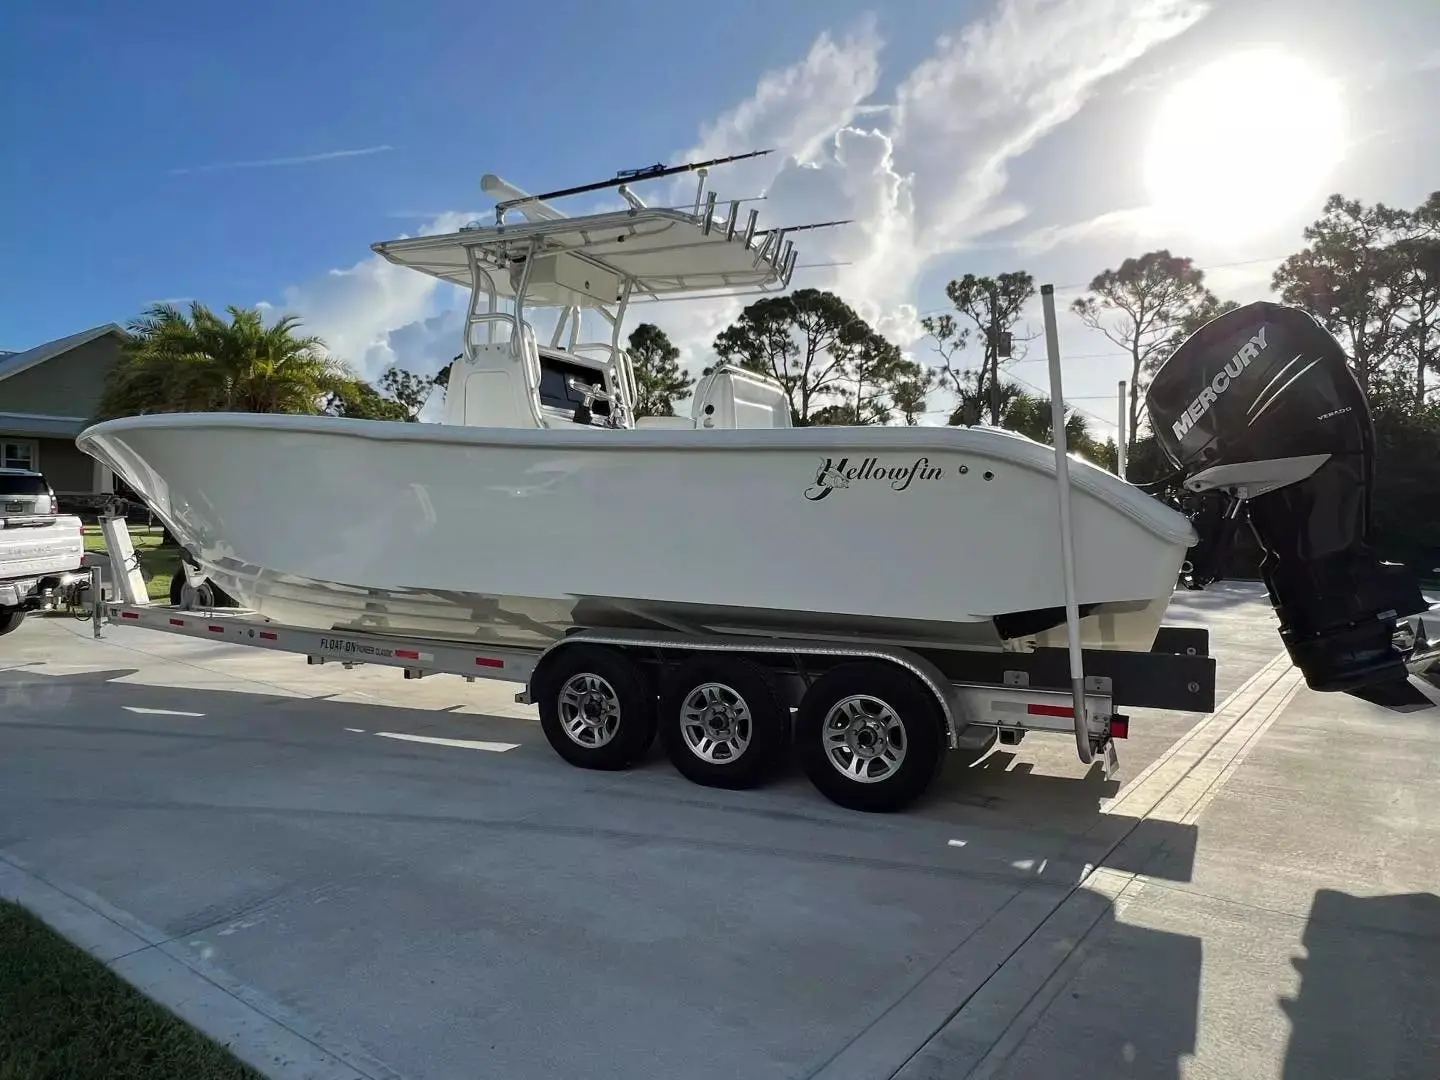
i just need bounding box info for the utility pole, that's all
[988,283,1002,426]
[1116,379,1128,481]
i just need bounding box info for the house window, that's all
[1,440,37,471]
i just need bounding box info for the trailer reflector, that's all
[1027,703,1074,718]
[169,618,185,626]
[260,631,278,641]
[475,656,504,669]
[207,625,224,634]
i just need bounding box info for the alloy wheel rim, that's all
[557,672,623,748]
[821,694,907,783]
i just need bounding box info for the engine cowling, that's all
[1146,301,1429,698]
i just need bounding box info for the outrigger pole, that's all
[754,219,853,238]
[494,149,775,217]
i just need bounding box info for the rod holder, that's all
[618,184,647,210]
[692,167,710,214]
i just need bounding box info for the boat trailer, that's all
[84,508,1220,813]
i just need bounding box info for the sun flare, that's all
[1143,49,1345,242]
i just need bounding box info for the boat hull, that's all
[77,414,1196,653]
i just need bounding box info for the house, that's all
[0,323,128,503]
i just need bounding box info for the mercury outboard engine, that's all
[1147,301,1433,704]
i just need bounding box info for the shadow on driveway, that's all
[0,663,1235,1080]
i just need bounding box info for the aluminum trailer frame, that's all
[83,512,1221,812]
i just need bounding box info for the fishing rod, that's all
[495,149,775,215]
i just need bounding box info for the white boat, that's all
[77,161,1199,660]
[79,410,1195,653]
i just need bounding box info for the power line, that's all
[916,377,1121,429]
[914,252,1289,321]
[1004,371,1117,428]
[906,251,1297,411]
[1008,350,1127,363]
[922,348,1131,365]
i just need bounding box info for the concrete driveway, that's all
[3,583,1436,1079]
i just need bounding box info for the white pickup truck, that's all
[0,514,86,636]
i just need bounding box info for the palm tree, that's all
[999,390,1093,448]
[945,370,1109,465]
[96,302,349,419]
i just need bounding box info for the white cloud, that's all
[274,212,476,379]
[171,145,394,176]
[271,0,1209,399]
[636,0,1205,374]
[684,22,883,172]
[279,255,438,374]
[629,25,894,370]
[1014,205,1170,256]
[1203,258,1281,301]
[890,0,1208,255]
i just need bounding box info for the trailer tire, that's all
[795,661,946,813]
[659,656,789,790]
[0,608,24,638]
[535,645,657,771]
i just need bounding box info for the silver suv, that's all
[0,468,57,516]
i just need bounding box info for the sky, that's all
[3,0,1437,436]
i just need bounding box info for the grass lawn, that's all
[82,526,179,603]
[0,900,263,1080]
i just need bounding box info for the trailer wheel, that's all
[535,645,657,771]
[170,574,236,609]
[795,661,946,813]
[659,656,789,790]
[0,608,24,638]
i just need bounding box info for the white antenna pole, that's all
[1116,380,1128,481]
[1041,284,1093,765]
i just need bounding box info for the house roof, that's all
[0,412,90,438]
[0,323,127,384]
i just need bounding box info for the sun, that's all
[1142,49,1345,243]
